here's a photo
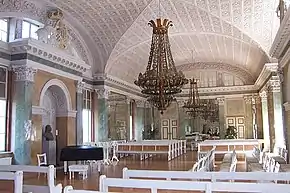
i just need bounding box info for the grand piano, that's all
[60,146,103,173]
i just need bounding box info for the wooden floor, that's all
[0,151,246,192]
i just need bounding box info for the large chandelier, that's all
[183,78,203,117]
[134,18,188,114]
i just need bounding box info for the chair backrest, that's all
[37,153,47,166]
[274,162,280,173]
[268,158,276,172]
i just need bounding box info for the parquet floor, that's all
[0,151,246,192]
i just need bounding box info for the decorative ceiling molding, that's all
[177,62,255,84]
[254,63,278,89]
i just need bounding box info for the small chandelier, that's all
[134,18,188,114]
[183,78,203,117]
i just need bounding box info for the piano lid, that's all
[60,145,103,161]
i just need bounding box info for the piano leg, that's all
[64,161,68,174]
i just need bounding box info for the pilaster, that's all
[177,100,188,139]
[95,88,109,142]
[283,102,290,162]
[260,90,271,151]
[244,95,253,139]
[254,96,263,139]
[135,100,146,141]
[125,98,132,140]
[76,81,84,145]
[217,97,225,138]
[12,65,37,164]
[269,77,286,148]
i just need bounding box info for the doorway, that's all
[161,119,178,140]
[226,116,245,139]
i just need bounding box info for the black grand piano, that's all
[60,146,103,173]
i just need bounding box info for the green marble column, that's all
[217,98,225,138]
[96,88,109,142]
[177,100,187,139]
[76,81,84,145]
[244,96,253,139]
[12,66,36,165]
[270,79,286,148]
[260,91,271,151]
[135,100,145,141]
[125,98,131,140]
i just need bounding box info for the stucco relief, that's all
[0,0,91,65]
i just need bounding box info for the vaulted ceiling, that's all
[9,0,280,85]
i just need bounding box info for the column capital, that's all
[283,102,290,112]
[252,94,260,104]
[76,81,85,94]
[135,100,146,108]
[95,88,109,99]
[125,98,131,104]
[259,90,268,102]
[217,97,225,105]
[268,77,281,92]
[13,65,37,82]
[176,99,186,107]
[243,95,252,104]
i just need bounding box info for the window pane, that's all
[0,116,5,133]
[0,83,5,98]
[0,20,7,32]
[30,24,39,39]
[0,67,6,82]
[0,100,6,117]
[0,133,5,151]
[22,21,30,38]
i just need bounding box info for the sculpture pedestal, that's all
[43,140,56,165]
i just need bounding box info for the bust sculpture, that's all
[43,125,54,141]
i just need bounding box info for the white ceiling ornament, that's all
[105,0,277,84]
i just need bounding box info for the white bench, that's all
[116,140,186,161]
[69,165,88,180]
[99,175,290,193]
[64,186,101,193]
[0,165,62,193]
[122,167,290,182]
[0,171,23,193]
[219,150,237,172]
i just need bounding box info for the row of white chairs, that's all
[190,146,215,172]
[219,150,238,172]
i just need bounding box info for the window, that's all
[0,66,7,151]
[22,20,39,39]
[83,89,92,143]
[0,19,8,42]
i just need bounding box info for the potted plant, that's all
[225,126,238,139]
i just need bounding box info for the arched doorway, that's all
[39,79,72,165]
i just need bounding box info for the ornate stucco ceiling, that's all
[5,0,280,85]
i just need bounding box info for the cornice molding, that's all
[254,63,278,89]
[9,39,90,74]
[269,8,290,58]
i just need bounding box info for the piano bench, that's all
[68,165,89,180]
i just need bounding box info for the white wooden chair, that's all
[37,153,56,178]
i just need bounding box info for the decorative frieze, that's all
[96,88,109,99]
[283,102,290,111]
[76,81,85,94]
[13,65,36,82]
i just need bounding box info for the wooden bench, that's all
[99,175,290,193]
[0,171,23,193]
[122,167,290,182]
[0,165,62,193]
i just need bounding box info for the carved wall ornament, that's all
[217,98,225,105]
[268,77,281,92]
[13,66,37,82]
[277,66,284,83]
